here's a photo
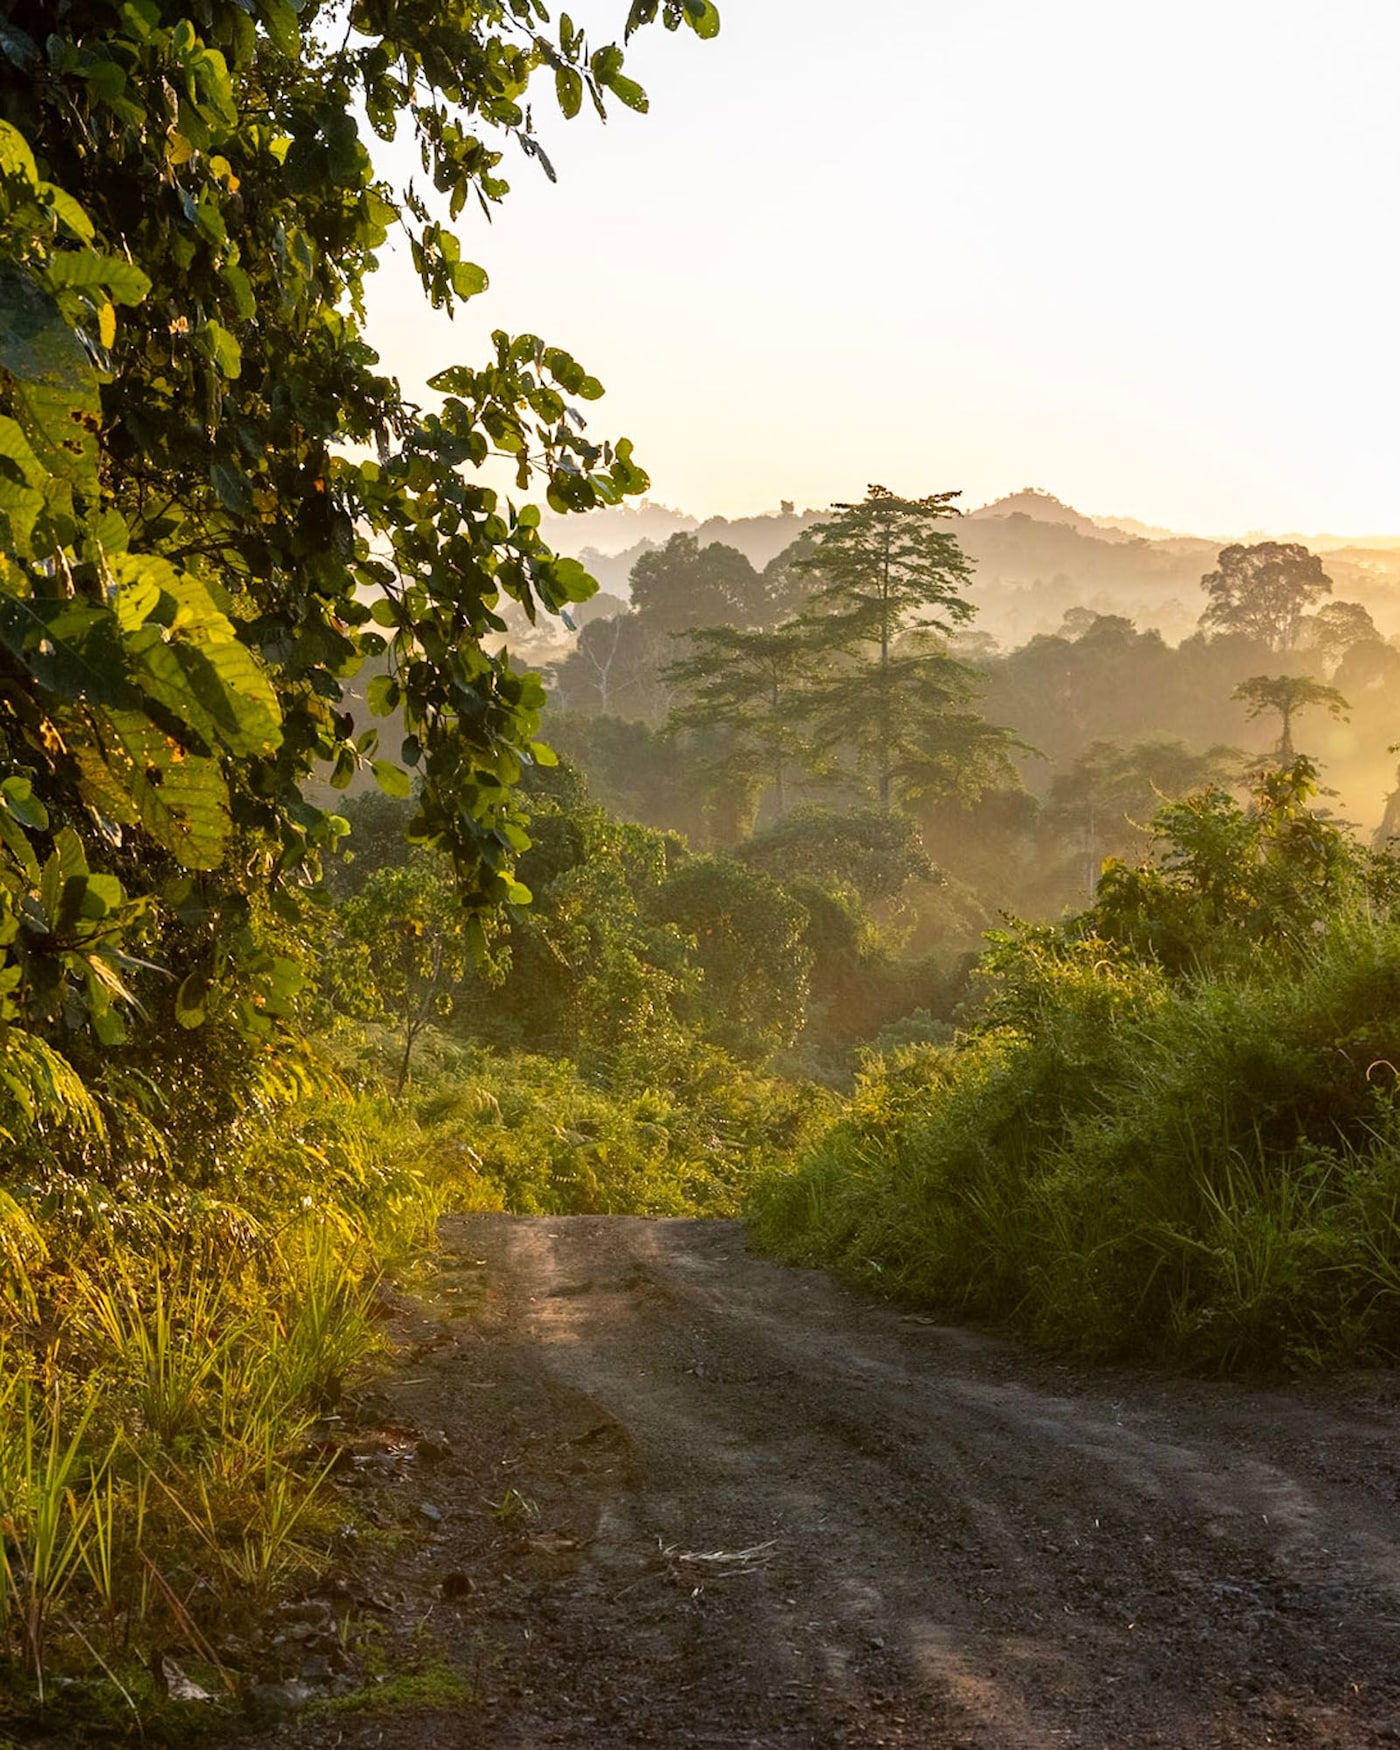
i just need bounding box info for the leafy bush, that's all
[750,767,1400,1369]
[647,856,813,1056]
[344,1024,836,1219]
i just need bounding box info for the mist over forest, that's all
[473,489,1400,926]
[536,488,1400,653]
[12,0,1400,1731]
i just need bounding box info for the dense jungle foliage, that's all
[750,762,1400,1370]
[546,523,1400,943]
[0,0,731,1724]
[4,0,1400,1731]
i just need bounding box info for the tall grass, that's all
[749,910,1400,1370]
[342,1021,837,1218]
[0,1056,448,1722]
[0,1372,104,1700]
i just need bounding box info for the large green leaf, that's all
[256,0,302,57]
[366,673,401,716]
[0,595,143,710]
[200,319,241,380]
[88,709,231,870]
[40,827,90,935]
[682,0,721,38]
[0,811,38,884]
[0,262,100,493]
[0,474,43,518]
[132,632,282,756]
[174,969,212,1029]
[113,556,282,755]
[372,760,412,798]
[66,721,139,835]
[46,250,152,306]
[0,118,37,179]
[40,183,95,244]
[1,776,47,831]
[555,66,583,118]
[110,554,164,631]
[0,416,45,487]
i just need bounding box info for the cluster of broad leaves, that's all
[0,0,717,1067]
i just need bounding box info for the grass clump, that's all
[342,1022,837,1218]
[0,1040,448,1727]
[313,1660,474,1717]
[749,761,1400,1370]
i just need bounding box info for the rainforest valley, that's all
[3,0,1400,1738]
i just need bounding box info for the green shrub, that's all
[342,1026,836,1219]
[750,772,1400,1370]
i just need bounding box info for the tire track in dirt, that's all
[244,1214,1400,1748]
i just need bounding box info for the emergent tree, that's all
[629,532,769,634]
[795,487,1018,810]
[1233,675,1349,761]
[1200,543,1333,651]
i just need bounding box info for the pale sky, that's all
[364,0,1400,537]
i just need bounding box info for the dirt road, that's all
[250,1215,1400,1748]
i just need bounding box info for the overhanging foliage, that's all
[0,0,718,1054]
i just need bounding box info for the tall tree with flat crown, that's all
[794,486,1017,811]
[1232,674,1349,761]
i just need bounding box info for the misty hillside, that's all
[965,487,1141,541]
[542,489,1400,648]
[539,503,824,598]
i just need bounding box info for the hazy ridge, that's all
[539,488,1400,649]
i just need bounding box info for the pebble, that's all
[249,1679,316,1715]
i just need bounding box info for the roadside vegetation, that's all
[6,0,1400,1733]
[750,761,1400,1370]
[0,1055,449,1731]
[0,998,819,1729]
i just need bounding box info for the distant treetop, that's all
[1200,543,1333,652]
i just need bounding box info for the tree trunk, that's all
[771,674,786,817]
[878,523,892,811]
[394,1019,416,1099]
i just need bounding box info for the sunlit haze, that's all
[364,1,1400,536]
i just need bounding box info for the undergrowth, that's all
[748,763,1400,1370]
[342,1021,838,1218]
[0,1043,457,1734]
